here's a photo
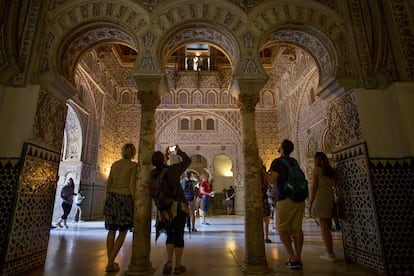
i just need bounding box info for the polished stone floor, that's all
[24,216,382,275]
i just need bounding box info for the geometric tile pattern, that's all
[1,143,60,275]
[0,158,20,271]
[333,142,384,273]
[370,157,414,275]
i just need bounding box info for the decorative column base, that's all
[242,263,271,274]
[125,264,155,276]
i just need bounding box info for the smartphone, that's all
[169,145,176,152]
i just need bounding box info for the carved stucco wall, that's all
[0,1,413,275]
[34,0,365,222]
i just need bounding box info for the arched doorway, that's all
[212,153,234,215]
[52,104,83,223]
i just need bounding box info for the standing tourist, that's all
[262,139,306,270]
[104,143,137,273]
[199,173,214,225]
[309,151,336,262]
[56,177,76,228]
[151,145,191,274]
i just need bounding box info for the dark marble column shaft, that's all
[237,79,269,274]
[126,76,162,275]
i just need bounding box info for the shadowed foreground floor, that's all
[24,216,382,275]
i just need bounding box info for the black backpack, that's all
[183,179,195,201]
[279,157,309,202]
[148,168,174,211]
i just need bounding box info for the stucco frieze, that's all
[326,92,362,149]
[32,90,67,151]
[0,27,8,71]
[12,0,41,86]
[389,0,414,80]
[64,106,82,161]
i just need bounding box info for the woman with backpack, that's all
[181,171,198,232]
[151,145,191,275]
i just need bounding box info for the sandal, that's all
[162,262,172,274]
[174,265,186,274]
[105,262,120,273]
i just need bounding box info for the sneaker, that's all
[264,238,272,243]
[319,253,335,262]
[286,259,303,270]
[192,228,198,232]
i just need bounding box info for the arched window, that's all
[121,91,131,104]
[222,93,229,105]
[206,118,215,130]
[193,91,202,105]
[180,118,190,130]
[263,91,274,106]
[207,92,216,105]
[164,93,173,104]
[179,92,188,104]
[194,118,202,130]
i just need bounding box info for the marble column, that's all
[237,79,269,274]
[126,76,162,275]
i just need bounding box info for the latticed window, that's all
[207,92,216,105]
[206,118,215,130]
[194,118,202,130]
[164,93,172,104]
[179,92,188,104]
[263,91,274,106]
[180,118,189,130]
[193,91,202,104]
[121,91,131,104]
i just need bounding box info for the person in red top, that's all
[199,173,214,225]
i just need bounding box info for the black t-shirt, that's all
[269,156,295,202]
[226,188,234,199]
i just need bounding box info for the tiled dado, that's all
[333,142,384,273]
[0,143,60,275]
[334,142,414,275]
[0,158,20,272]
[370,157,414,275]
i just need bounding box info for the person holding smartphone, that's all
[151,145,191,274]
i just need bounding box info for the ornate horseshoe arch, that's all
[262,27,337,89]
[57,25,138,84]
[157,24,241,71]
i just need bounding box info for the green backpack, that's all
[279,157,309,202]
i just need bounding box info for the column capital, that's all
[238,93,260,113]
[232,75,268,112]
[131,73,166,94]
[132,74,165,111]
[234,75,268,95]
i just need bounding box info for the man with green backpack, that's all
[262,139,308,270]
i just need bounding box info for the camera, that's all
[168,145,176,152]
